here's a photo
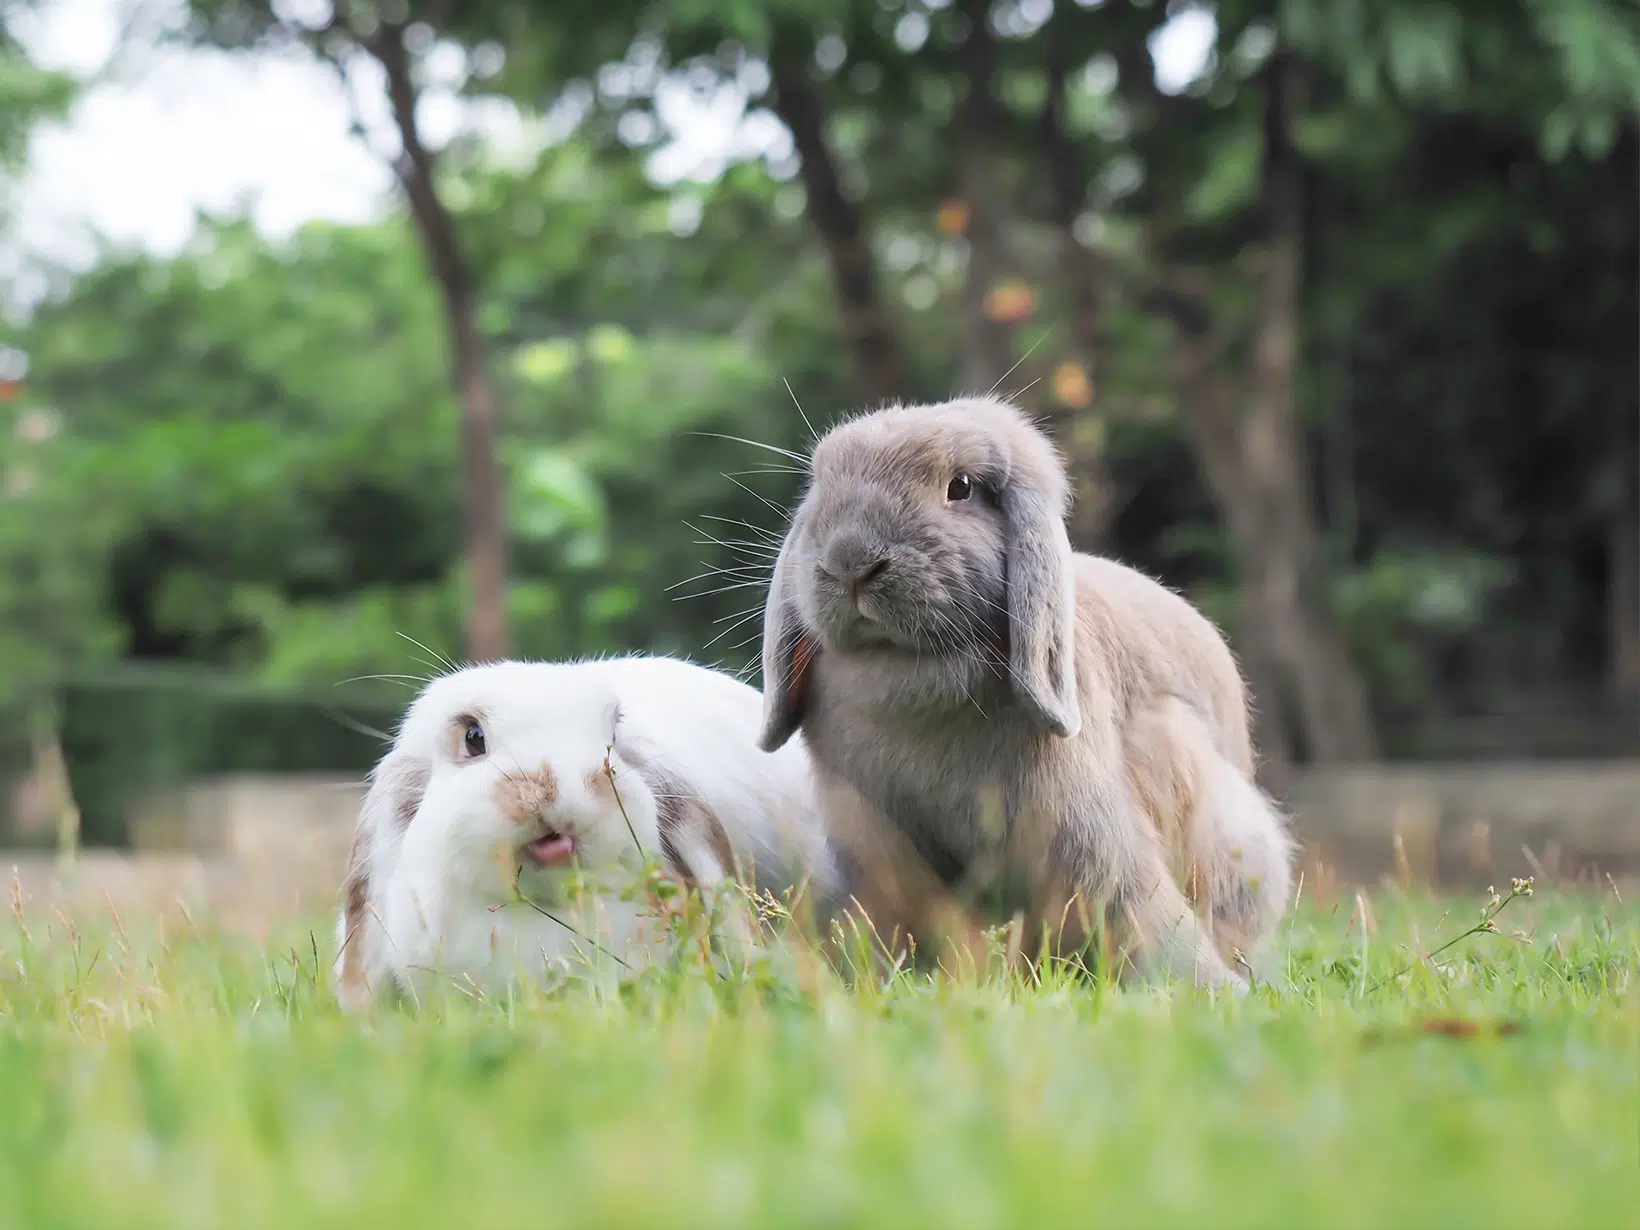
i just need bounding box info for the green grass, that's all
[0,882,1636,1229]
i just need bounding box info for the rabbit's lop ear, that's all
[335,748,429,1010]
[335,829,377,1012]
[1003,479,1082,739]
[758,526,818,752]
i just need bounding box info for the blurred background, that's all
[0,0,1636,924]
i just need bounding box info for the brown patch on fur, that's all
[612,741,738,886]
[337,751,431,1010]
[789,631,817,723]
[492,767,559,826]
[336,827,371,1003]
[700,807,736,880]
[653,778,737,886]
[393,759,431,829]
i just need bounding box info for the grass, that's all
[0,877,1635,1229]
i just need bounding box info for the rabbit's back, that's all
[1070,555,1256,777]
[593,654,833,891]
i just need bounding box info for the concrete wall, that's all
[112,760,1640,889]
[6,762,1638,932]
[127,772,363,877]
[6,774,366,936]
[1286,760,1640,889]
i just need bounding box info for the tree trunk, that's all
[1614,499,1640,698]
[1040,47,1103,378]
[954,3,1017,396]
[1038,43,1115,548]
[1623,122,1640,704]
[1169,330,1296,794]
[1615,418,1640,697]
[375,24,509,663]
[1156,52,1378,778]
[1235,50,1378,762]
[768,36,908,406]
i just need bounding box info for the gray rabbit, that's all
[757,396,1293,992]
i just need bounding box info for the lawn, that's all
[0,877,1635,1229]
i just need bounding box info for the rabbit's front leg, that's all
[1043,778,1247,994]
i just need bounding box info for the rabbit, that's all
[333,654,838,1011]
[756,395,1294,992]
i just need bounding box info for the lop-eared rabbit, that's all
[757,397,1294,992]
[334,655,838,1010]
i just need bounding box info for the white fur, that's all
[333,655,834,1009]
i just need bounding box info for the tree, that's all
[8,155,844,689]
[183,0,532,662]
[23,0,1636,809]
[0,11,73,170]
[404,0,1639,771]
[767,23,909,405]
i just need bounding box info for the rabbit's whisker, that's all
[683,521,781,560]
[698,513,784,542]
[985,331,1048,400]
[320,706,395,745]
[999,374,1043,405]
[676,579,767,601]
[703,607,766,650]
[403,654,453,681]
[783,376,821,444]
[395,631,460,675]
[720,471,795,521]
[667,563,769,592]
[691,536,780,557]
[688,431,811,466]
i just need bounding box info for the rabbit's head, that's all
[758,397,1082,752]
[394,663,657,880]
[335,661,676,1006]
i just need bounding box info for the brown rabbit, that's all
[757,396,1293,991]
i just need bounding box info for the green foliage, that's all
[0,889,1634,1225]
[0,24,74,173]
[1334,549,1517,715]
[0,0,1634,793]
[3,179,824,700]
[57,665,405,845]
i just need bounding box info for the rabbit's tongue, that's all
[522,834,576,867]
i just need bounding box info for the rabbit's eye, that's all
[946,473,974,502]
[462,721,487,759]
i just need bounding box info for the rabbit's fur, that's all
[758,397,1294,990]
[335,655,837,1010]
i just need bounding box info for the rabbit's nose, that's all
[846,557,889,590]
[822,548,890,597]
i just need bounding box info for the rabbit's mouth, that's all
[521,831,577,868]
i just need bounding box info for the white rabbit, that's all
[756,396,1294,992]
[333,655,836,1010]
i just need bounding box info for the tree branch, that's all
[1039,43,1103,356]
[368,19,510,661]
[768,31,908,405]
[953,0,1017,393]
[372,22,474,309]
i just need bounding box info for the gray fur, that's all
[757,397,1295,992]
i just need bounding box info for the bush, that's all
[58,665,407,846]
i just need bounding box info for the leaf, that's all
[1184,125,1260,223]
[514,447,607,542]
[515,339,580,385]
